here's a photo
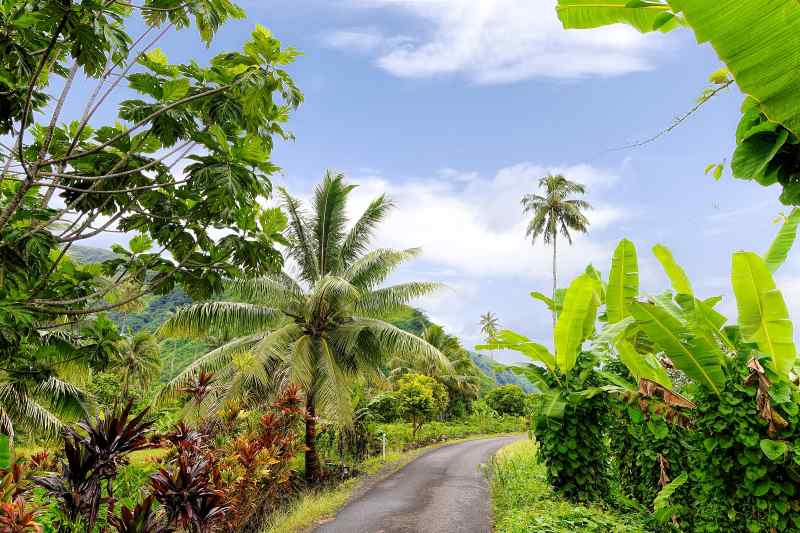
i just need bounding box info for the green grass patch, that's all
[492,440,649,533]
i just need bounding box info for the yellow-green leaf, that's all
[607,239,639,323]
[630,300,726,396]
[672,0,800,136]
[731,251,796,380]
[653,244,693,295]
[764,209,800,273]
[555,274,600,373]
[616,340,672,389]
[555,0,682,33]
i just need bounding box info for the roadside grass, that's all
[262,433,519,533]
[492,440,649,533]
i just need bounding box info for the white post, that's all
[382,432,387,462]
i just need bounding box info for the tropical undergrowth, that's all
[485,224,800,532]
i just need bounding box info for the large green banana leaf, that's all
[555,274,600,374]
[731,251,796,380]
[616,339,672,389]
[556,0,800,138]
[672,0,800,136]
[555,0,682,32]
[475,329,557,372]
[653,244,693,295]
[607,239,639,324]
[630,301,727,396]
[765,208,800,273]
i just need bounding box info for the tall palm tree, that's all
[158,171,445,482]
[521,174,591,325]
[112,331,161,397]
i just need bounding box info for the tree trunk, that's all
[552,230,558,328]
[304,394,322,483]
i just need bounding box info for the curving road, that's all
[314,435,522,533]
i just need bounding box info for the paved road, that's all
[314,435,522,533]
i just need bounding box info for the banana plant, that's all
[481,233,799,423]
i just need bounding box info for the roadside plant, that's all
[159,172,446,482]
[35,401,155,530]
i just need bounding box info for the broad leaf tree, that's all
[0,0,301,436]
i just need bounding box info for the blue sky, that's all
[75,1,795,362]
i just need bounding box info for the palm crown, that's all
[521,174,591,324]
[159,171,445,481]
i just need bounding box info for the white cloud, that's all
[326,0,665,83]
[345,162,627,280]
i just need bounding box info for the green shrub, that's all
[485,384,528,417]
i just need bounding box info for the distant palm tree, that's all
[159,171,445,482]
[479,312,500,383]
[113,331,161,397]
[479,312,499,340]
[521,174,591,324]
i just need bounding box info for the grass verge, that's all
[491,440,649,533]
[261,433,520,533]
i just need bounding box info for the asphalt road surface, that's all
[314,434,522,533]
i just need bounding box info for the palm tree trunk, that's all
[552,230,558,328]
[304,392,322,483]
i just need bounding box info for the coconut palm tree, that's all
[112,331,161,397]
[521,174,591,325]
[158,171,445,482]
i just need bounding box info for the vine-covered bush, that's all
[533,354,610,502]
[609,401,693,509]
[684,351,800,533]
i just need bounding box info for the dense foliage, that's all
[0,0,301,438]
[487,220,800,530]
[484,385,527,417]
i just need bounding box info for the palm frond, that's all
[355,282,444,318]
[157,302,282,340]
[345,248,421,290]
[312,171,354,275]
[226,273,304,306]
[279,186,320,283]
[340,194,395,269]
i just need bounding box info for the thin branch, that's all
[606,80,734,152]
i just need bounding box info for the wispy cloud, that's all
[324,0,667,83]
